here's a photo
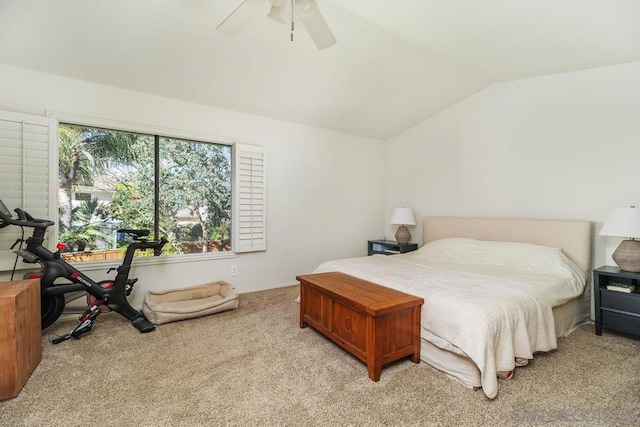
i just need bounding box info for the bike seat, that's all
[117,228,150,238]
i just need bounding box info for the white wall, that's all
[385,61,640,270]
[0,64,385,305]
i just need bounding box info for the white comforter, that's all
[313,238,587,399]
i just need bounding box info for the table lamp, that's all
[390,207,416,244]
[599,206,640,272]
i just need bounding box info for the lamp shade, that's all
[599,206,640,238]
[390,208,416,226]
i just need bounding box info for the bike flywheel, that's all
[86,280,114,312]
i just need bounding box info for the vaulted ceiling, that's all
[1,0,639,139]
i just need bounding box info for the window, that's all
[0,108,265,270]
[58,123,236,260]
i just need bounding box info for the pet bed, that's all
[142,281,239,325]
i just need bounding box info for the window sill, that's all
[68,251,238,272]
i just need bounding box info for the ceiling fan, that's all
[217,0,337,50]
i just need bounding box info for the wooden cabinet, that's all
[593,266,640,338]
[0,279,41,400]
[297,272,423,381]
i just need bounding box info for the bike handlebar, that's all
[0,207,55,229]
[139,236,169,256]
[118,229,168,256]
[155,237,169,256]
[1,206,169,255]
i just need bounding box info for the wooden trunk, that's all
[0,279,41,401]
[297,272,423,381]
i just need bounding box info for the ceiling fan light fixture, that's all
[217,0,336,50]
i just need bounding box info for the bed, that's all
[311,217,592,399]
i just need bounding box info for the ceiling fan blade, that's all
[267,4,287,24]
[217,0,265,35]
[294,0,337,50]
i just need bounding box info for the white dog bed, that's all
[142,281,239,325]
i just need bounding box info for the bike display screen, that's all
[0,199,12,217]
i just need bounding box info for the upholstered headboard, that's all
[423,217,593,273]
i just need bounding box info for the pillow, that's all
[405,237,586,283]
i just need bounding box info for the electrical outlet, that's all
[230,265,238,276]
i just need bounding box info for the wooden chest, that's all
[0,279,41,400]
[297,272,423,381]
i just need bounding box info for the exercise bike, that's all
[0,199,167,344]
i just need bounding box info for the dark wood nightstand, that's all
[593,266,640,338]
[367,240,418,256]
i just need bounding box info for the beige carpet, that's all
[1,285,639,426]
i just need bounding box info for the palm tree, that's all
[58,198,110,251]
[58,125,94,231]
[58,124,144,236]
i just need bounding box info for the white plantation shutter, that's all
[232,143,266,252]
[0,109,55,271]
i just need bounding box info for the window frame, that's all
[47,111,252,267]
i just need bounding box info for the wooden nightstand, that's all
[367,240,418,256]
[593,266,640,338]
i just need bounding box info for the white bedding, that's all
[313,238,587,399]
